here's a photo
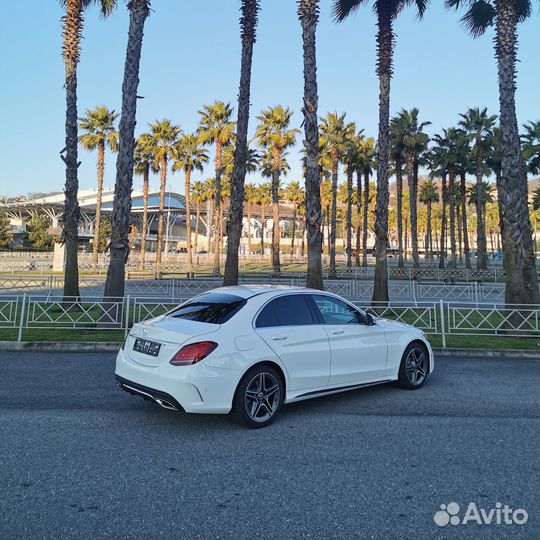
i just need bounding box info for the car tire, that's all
[231,365,284,428]
[397,342,429,390]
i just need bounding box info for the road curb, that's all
[0,341,121,353]
[433,348,539,359]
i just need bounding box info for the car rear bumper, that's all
[115,348,240,414]
[116,375,184,411]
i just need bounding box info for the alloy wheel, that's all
[405,347,427,386]
[244,372,281,423]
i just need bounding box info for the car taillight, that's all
[169,341,218,366]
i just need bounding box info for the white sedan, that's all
[116,285,434,428]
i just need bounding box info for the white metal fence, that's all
[1,294,538,347]
[0,257,515,281]
[0,276,507,303]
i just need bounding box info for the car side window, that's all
[311,295,365,325]
[256,294,316,328]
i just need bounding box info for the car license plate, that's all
[133,338,161,357]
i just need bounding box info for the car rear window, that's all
[168,293,246,324]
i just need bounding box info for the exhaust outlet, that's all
[155,398,178,411]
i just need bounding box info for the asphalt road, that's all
[0,352,538,540]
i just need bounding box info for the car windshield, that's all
[167,292,246,324]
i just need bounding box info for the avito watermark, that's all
[434,502,528,527]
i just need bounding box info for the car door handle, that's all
[330,329,344,335]
[271,335,288,341]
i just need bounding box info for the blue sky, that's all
[0,0,538,197]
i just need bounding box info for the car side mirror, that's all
[365,313,375,326]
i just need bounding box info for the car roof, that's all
[204,284,317,299]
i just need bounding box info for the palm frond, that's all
[460,0,495,37]
[332,0,367,22]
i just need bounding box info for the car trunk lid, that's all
[125,315,219,366]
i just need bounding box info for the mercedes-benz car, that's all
[116,285,434,428]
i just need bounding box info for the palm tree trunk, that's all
[495,56,537,302]
[439,173,447,269]
[104,0,149,299]
[346,166,353,268]
[494,168,504,249]
[156,156,167,266]
[92,140,105,264]
[301,220,305,258]
[205,198,212,253]
[291,206,297,259]
[404,215,408,261]
[406,151,419,268]
[362,172,370,267]
[185,168,193,274]
[372,4,393,304]
[434,215,439,259]
[194,202,200,257]
[426,201,432,262]
[140,165,149,270]
[223,0,259,286]
[329,158,338,277]
[271,163,281,275]
[457,204,463,262]
[61,0,83,299]
[213,143,223,275]
[460,171,472,269]
[327,206,331,256]
[396,159,404,268]
[320,211,325,250]
[448,167,457,269]
[299,0,323,290]
[355,169,362,267]
[260,205,265,255]
[475,142,488,270]
[247,202,252,254]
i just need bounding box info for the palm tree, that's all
[172,134,209,274]
[223,0,260,285]
[298,0,324,290]
[147,120,181,267]
[429,143,448,268]
[103,0,150,300]
[78,106,119,263]
[532,185,540,212]
[468,182,495,217]
[522,120,540,176]
[319,178,332,256]
[470,182,497,257]
[459,107,497,269]
[357,137,377,267]
[447,0,539,304]
[197,101,236,275]
[244,183,258,255]
[333,0,428,303]
[191,180,206,257]
[134,133,155,270]
[255,106,299,275]
[284,181,304,259]
[454,132,473,269]
[398,108,431,268]
[60,0,116,298]
[486,127,505,250]
[419,180,439,262]
[320,112,356,277]
[390,114,407,267]
[255,183,272,255]
[342,134,362,267]
[202,178,216,253]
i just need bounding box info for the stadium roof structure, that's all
[0,188,186,221]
